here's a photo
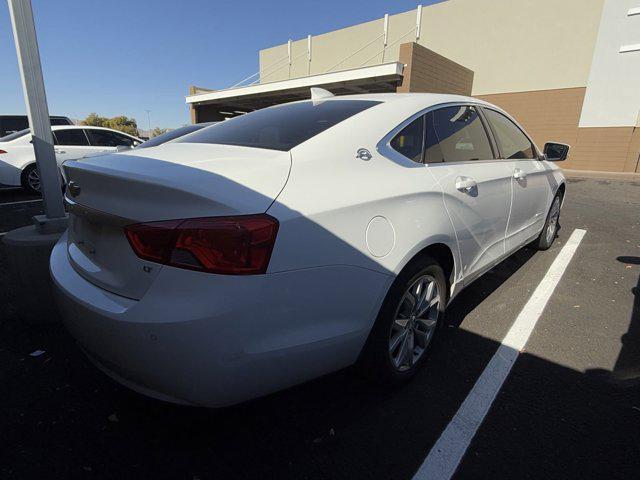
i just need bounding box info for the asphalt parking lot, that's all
[1,176,639,480]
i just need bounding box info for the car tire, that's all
[21,164,41,194]
[357,255,447,386]
[532,192,563,251]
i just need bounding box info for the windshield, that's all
[0,128,30,142]
[137,123,213,149]
[177,100,381,151]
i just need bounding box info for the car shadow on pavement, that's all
[2,240,640,479]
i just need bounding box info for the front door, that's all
[481,108,551,253]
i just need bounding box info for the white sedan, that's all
[0,125,142,193]
[50,92,568,407]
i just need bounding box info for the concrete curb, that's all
[561,169,640,182]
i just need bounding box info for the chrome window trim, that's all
[377,101,499,167]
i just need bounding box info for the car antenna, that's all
[310,87,334,101]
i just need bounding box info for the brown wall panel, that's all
[476,87,586,156]
[476,88,639,172]
[624,128,640,173]
[567,127,634,172]
[397,42,473,96]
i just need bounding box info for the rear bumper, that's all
[50,233,392,407]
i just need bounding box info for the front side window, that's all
[431,106,494,162]
[53,129,89,146]
[483,109,535,159]
[390,115,424,162]
[86,129,134,147]
[178,100,381,151]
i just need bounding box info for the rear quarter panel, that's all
[266,101,459,282]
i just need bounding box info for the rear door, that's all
[425,105,512,284]
[52,129,93,163]
[481,108,550,253]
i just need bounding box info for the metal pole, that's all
[287,39,292,78]
[382,13,389,63]
[307,35,312,75]
[416,5,423,41]
[8,0,65,220]
[145,109,151,133]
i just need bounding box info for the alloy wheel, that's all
[546,196,560,245]
[27,167,41,192]
[388,274,440,371]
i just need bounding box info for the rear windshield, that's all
[0,128,30,142]
[177,100,381,151]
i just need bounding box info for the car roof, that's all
[284,92,493,109]
[50,124,141,138]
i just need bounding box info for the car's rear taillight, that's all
[0,149,7,154]
[124,214,279,275]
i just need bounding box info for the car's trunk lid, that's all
[62,143,291,299]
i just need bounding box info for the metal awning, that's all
[186,62,404,113]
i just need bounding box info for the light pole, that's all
[145,109,151,135]
[8,0,65,225]
[4,0,68,324]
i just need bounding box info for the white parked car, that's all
[0,125,142,193]
[50,92,568,407]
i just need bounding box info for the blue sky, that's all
[0,0,438,129]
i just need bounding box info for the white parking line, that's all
[0,199,43,207]
[413,228,587,480]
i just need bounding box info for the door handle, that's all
[513,168,527,180]
[55,149,66,154]
[455,176,477,193]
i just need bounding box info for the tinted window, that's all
[137,124,210,149]
[179,100,381,151]
[86,129,134,147]
[53,129,89,146]
[0,116,28,136]
[390,115,424,162]
[50,117,73,126]
[431,106,494,162]
[483,109,535,159]
[424,112,444,163]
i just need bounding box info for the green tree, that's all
[150,127,168,138]
[81,113,139,137]
[82,112,109,127]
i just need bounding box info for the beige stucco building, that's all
[187,0,640,172]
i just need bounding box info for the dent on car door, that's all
[424,105,512,284]
[481,108,550,252]
[52,129,93,163]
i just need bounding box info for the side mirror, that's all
[543,142,570,161]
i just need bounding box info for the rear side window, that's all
[483,109,535,159]
[390,115,424,162]
[431,106,494,162]
[86,129,134,147]
[178,100,381,151]
[53,129,89,146]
